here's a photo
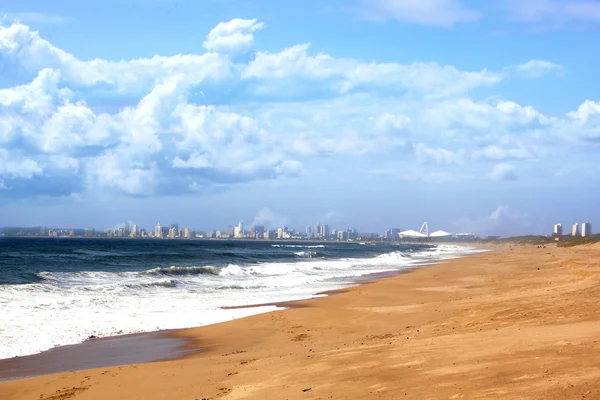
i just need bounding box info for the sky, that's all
[1,0,600,236]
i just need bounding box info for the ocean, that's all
[0,238,479,360]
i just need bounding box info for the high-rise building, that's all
[183,227,190,239]
[315,224,323,239]
[553,224,562,236]
[385,228,400,239]
[131,224,138,237]
[250,225,265,238]
[323,224,330,239]
[306,226,313,238]
[155,223,163,238]
[572,223,579,237]
[124,222,130,237]
[582,222,592,237]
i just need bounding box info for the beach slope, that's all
[3,243,600,399]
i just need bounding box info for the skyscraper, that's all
[572,223,579,237]
[235,221,244,238]
[582,222,592,237]
[553,224,562,236]
[155,223,163,238]
[131,224,138,237]
[306,226,313,238]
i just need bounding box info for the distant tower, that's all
[155,223,162,238]
[419,222,429,237]
[572,223,579,237]
[582,222,592,238]
[553,224,562,236]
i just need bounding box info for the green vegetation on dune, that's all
[557,235,600,248]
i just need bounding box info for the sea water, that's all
[0,238,479,359]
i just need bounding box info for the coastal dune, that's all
[3,243,600,399]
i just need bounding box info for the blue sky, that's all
[1,0,600,236]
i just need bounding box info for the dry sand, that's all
[3,243,600,399]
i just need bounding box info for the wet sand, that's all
[3,242,600,399]
[0,331,196,382]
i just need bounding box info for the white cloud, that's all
[0,149,42,179]
[359,0,480,27]
[415,143,463,165]
[203,18,264,54]
[244,44,501,98]
[0,18,597,198]
[0,22,231,93]
[504,0,600,28]
[489,163,518,181]
[472,145,534,161]
[507,60,563,78]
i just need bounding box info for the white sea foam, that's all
[0,244,481,359]
[271,244,325,248]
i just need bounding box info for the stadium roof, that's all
[399,229,427,238]
[429,230,453,238]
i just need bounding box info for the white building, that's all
[572,223,579,237]
[235,221,244,238]
[155,223,162,238]
[582,222,592,237]
[553,224,562,236]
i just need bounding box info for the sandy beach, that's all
[3,242,600,399]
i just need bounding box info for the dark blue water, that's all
[1,238,470,360]
[0,238,433,285]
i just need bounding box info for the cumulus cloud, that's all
[358,0,481,28]
[0,18,597,199]
[203,18,264,54]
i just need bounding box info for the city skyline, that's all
[1,1,600,236]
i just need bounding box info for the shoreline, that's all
[0,330,198,383]
[0,244,476,382]
[0,254,450,381]
[12,243,600,398]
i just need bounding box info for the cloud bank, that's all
[0,18,598,199]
